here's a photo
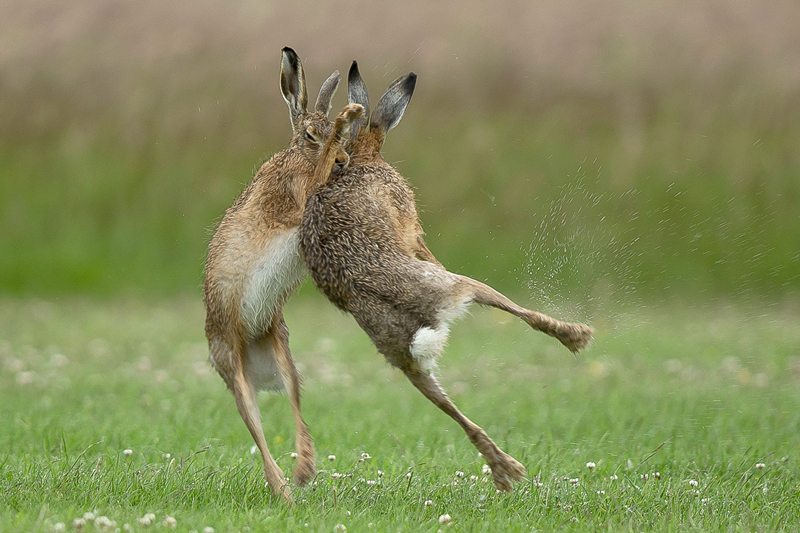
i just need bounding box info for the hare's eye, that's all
[303,129,316,143]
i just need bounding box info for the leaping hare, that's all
[203,47,363,499]
[300,62,594,492]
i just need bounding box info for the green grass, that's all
[2,295,799,531]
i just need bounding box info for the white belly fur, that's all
[241,228,307,339]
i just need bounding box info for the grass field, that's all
[2,295,798,531]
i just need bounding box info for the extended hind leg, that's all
[402,367,526,491]
[211,337,290,499]
[269,312,316,485]
[456,276,594,353]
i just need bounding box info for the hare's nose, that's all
[333,154,349,174]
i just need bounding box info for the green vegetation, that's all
[2,298,799,531]
[2,3,799,299]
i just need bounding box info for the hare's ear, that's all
[315,70,340,116]
[369,73,416,139]
[347,61,370,137]
[280,47,308,133]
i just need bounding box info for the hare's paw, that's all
[339,103,364,124]
[558,323,594,353]
[489,453,527,492]
[293,448,316,486]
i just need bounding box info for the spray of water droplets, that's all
[523,166,644,333]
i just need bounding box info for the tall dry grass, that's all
[1,0,798,302]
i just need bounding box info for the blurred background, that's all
[1,0,798,315]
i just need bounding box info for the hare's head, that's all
[280,47,348,172]
[346,61,416,158]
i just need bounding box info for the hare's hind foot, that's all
[292,440,316,486]
[555,322,594,353]
[485,450,527,492]
[293,461,316,486]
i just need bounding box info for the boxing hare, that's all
[203,47,362,499]
[300,62,594,492]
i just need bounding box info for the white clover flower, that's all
[123,449,133,456]
[291,452,298,459]
[164,515,177,529]
[377,470,383,478]
[331,473,342,479]
[95,516,114,528]
[596,490,605,495]
[653,471,661,479]
[586,462,596,470]
[610,474,619,481]
[203,528,215,533]
[455,471,465,478]
[755,463,765,470]
[328,455,336,461]
[424,500,433,507]
[83,512,95,523]
[688,479,699,488]
[570,478,580,485]
[470,475,478,482]
[405,472,412,480]
[53,523,66,532]
[438,514,452,525]
[366,480,377,486]
[361,452,371,460]
[72,518,86,530]
[333,524,347,532]
[481,464,492,475]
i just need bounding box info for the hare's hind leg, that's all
[211,337,290,499]
[402,367,526,491]
[457,276,594,353]
[267,312,316,486]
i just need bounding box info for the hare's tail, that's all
[459,276,593,353]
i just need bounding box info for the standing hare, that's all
[203,47,363,498]
[300,62,594,491]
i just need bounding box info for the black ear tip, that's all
[282,47,299,65]
[405,73,417,92]
[348,60,361,80]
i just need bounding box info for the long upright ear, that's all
[369,72,416,141]
[347,61,370,138]
[315,70,340,116]
[280,47,308,133]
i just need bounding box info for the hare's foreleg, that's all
[458,276,594,353]
[222,340,291,500]
[268,313,316,486]
[402,368,526,491]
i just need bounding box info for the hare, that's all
[300,61,594,492]
[203,46,364,499]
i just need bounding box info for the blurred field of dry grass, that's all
[1,0,799,301]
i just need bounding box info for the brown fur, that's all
[300,63,594,492]
[203,47,361,500]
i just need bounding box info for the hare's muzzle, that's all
[333,154,349,175]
